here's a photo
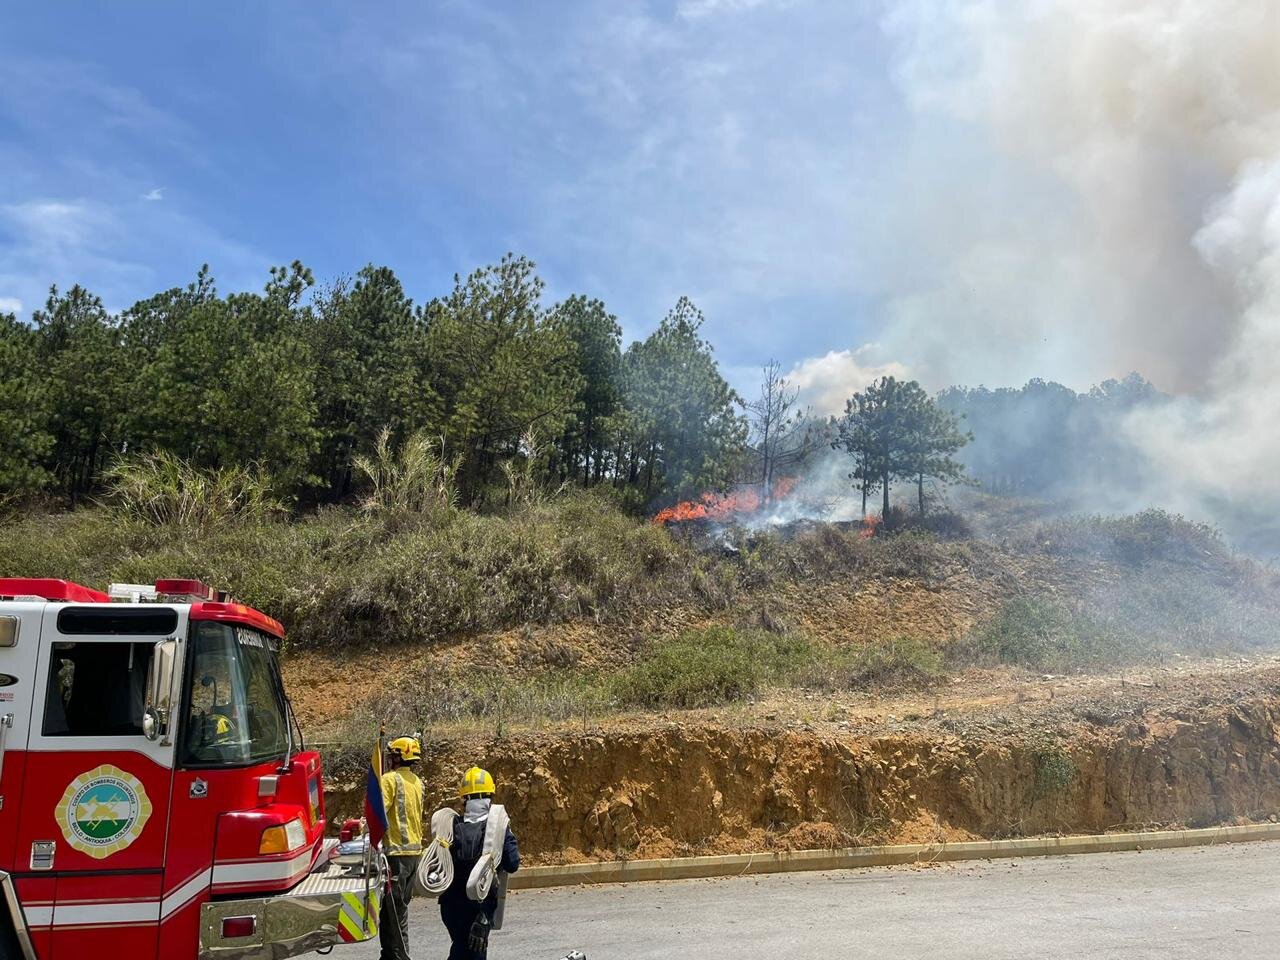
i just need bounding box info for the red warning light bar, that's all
[0,579,111,603]
[155,579,217,600]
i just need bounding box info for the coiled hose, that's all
[465,803,510,902]
[417,808,458,896]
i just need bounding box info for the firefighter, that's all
[438,766,520,960]
[380,736,426,960]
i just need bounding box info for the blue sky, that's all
[4,1,1251,410]
[0,1,914,402]
[7,0,1274,543]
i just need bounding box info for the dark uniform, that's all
[439,812,520,960]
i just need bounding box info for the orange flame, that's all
[653,477,798,525]
[859,514,882,539]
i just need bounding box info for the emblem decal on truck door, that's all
[57,764,153,859]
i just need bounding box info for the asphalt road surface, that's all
[331,841,1279,960]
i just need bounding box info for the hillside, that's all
[274,500,1280,862]
[6,497,1280,848]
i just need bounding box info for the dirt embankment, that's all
[327,689,1280,864]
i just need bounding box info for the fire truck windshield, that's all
[181,620,289,767]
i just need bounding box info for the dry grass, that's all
[102,451,281,528]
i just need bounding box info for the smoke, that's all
[860,0,1280,548]
[786,346,909,416]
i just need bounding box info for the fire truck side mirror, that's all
[144,638,178,742]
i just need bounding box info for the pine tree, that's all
[623,298,746,501]
[0,313,53,496]
[424,255,582,503]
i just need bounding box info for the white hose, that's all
[465,803,509,902]
[417,808,458,896]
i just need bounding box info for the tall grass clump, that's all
[787,524,967,586]
[353,427,460,518]
[103,451,281,529]
[498,427,567,509]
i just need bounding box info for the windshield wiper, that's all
[277,695,298,774]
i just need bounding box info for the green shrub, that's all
[1024,509,1226,569]
[611,626,805,709]
[0,496,701,650]
[1031,743,1075,800]
[957,596,1136,672]
[1086,563,1280,656]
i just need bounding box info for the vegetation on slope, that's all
[6,465,1279,777]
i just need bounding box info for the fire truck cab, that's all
[0,578,381,960]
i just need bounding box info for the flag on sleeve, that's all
[364,736,389,849]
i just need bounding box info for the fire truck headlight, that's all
[259,817,307,855]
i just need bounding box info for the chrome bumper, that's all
[199,842,383,960]
[0,870,37,960]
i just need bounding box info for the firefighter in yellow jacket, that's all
[380,736,426,960]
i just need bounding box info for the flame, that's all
[653,477,798,525]
[859,514,882,539]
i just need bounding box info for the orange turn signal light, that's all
[259,825,289,855]
[258,817,306,855]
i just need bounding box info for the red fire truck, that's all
[0,577,382,959]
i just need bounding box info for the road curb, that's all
[509,822,1280,890]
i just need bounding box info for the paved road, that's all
[332,841,1280,959]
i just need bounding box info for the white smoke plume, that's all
[786,346,910,417]
[866,0,1280,548]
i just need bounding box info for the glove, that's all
[468,913,492,953]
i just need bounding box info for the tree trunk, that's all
[861,481,867,518]
[918,471,925,515]
[882,469,890,517]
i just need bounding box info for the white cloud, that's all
[0,297,22,315]
[786,346,911,416]
[326,3,892,367]
[0,55,266,314]
[2,200,101,250]
[0,195,265,318]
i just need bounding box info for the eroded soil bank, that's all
[326,689,1280,864]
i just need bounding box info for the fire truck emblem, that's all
[57,765,153,859]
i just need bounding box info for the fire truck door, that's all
[0,603,45,953]
[16,605,183,959]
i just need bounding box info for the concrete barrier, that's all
[509,822,1280,890]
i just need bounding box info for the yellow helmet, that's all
[458,766,495,797]
[388,736,421,762]
[211,714,236,742]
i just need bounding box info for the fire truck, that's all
[0,577,382,960]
